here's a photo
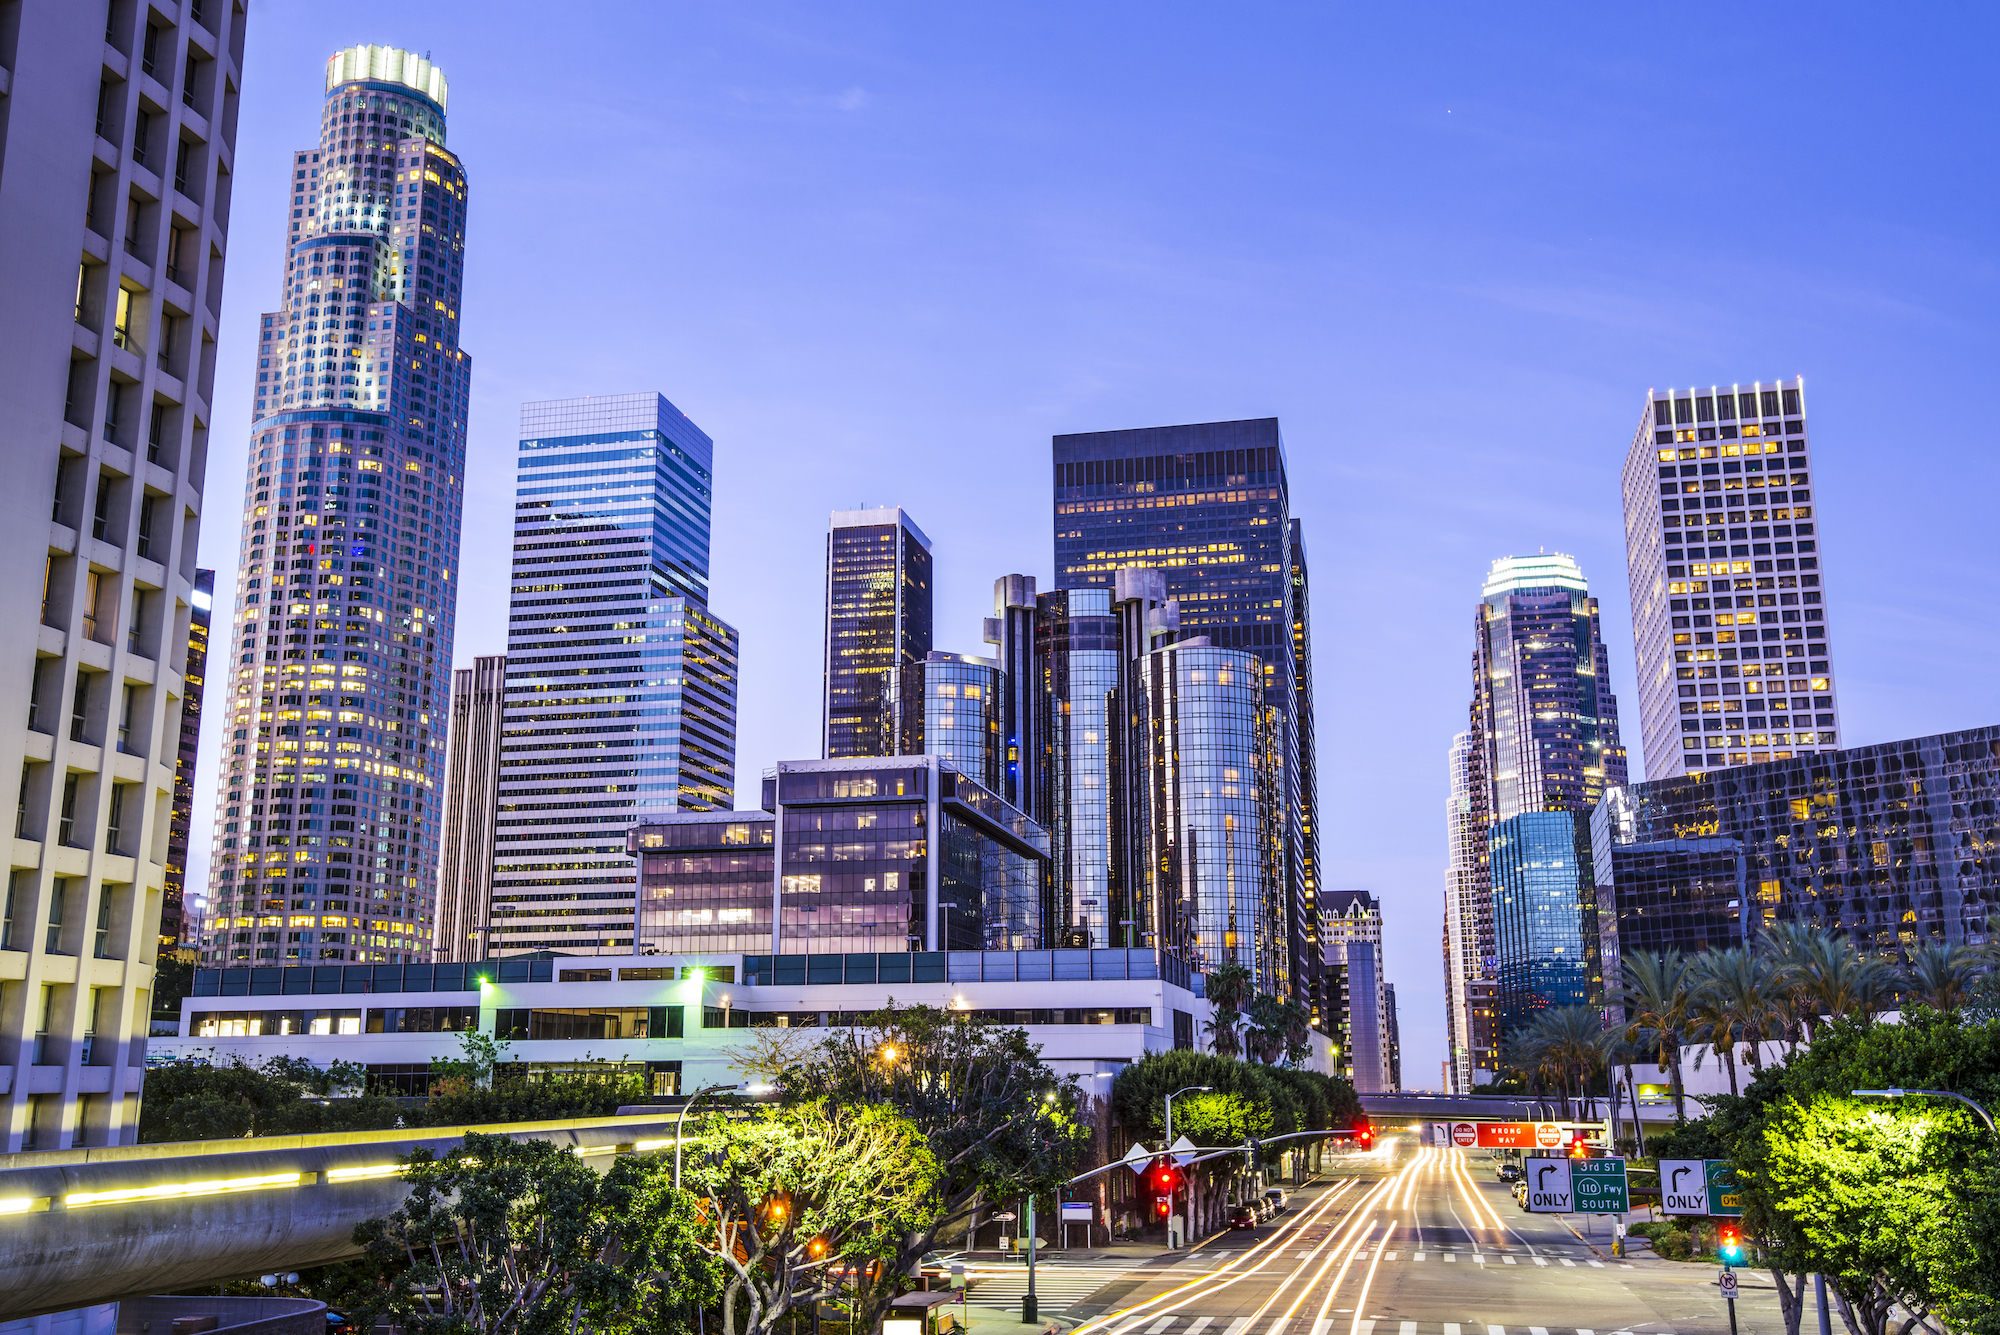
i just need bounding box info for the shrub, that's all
[1654,1229,1694,1261]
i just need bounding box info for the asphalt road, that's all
[966,1142,1789,1335]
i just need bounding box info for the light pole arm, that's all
[1854,1088,1998,1136]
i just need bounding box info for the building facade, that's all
[200,45,471,970]
[1489,810,1601,1035]
[1322,891,1387,1093]
[0,0,247,1152]
[490,394,740,958]
[823,508,932,759]
[1052,421,1318,1014]
[1442,729,1495,1091]
[892,653,1005,793]
[165,570,215,952]
[1288,520,1324,1021]
[1620,379,1840,780]
[1594,726,2000,993]
[433,654,504,962]
[1035,587,1120,951]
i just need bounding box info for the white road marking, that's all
[1147,1320,1175,1333]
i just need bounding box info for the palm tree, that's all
[1754,922,1818,1060]
[1203,961,1252,1059]
[1792,930,1892,1033]
[1616,951,1695,1121]
[1598,1030,1649,1157]
[1204,1012,1243,1059]
[1902,941,1982,1011]
[1690,948,1777,1083]
[1533,1006,1607,1121]
[1683,973,1744,1097]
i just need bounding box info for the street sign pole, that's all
[1720,1265,1739,1335]
[1021,1195,1038,1325]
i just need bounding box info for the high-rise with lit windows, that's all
[0,0,248,1151]
[488,393,740,958]
[823,508,932,758]
[1620,378,1840,779]
[201,46,470,967]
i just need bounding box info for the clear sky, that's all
[192,2,2000,1088]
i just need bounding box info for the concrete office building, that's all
[1442,729,1496,1091]
[199,46,471,969]
[1621,379,1841,780]
[489,394,740,958]
[1383,982,1401,1091]
[1593,725,2000,992]
[164,569,214,952]
[1322,891,1387,1092]
[433,654,503,962]
[0,0,247,1151]
[1053,421,1321,1016]
[823,508,932,759]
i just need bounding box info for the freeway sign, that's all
[1526,1157,1573,1212]
[1706,1160,1745,1217]
[1659,1159,1708,1215]
[1571,1157,1629,1213]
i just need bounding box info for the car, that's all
[1262,1188,1288,1215]
[1497,1163,1521,1182]
[1229,1205,1259,1230]
[1511,1180,1530,1210]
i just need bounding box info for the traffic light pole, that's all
[1021,1195,1038,1325]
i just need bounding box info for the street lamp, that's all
[1162,1085,1210,1250]
[674,1083,739,1191]
[1852,1088,1997,1134]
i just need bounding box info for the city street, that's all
[964,1144,1785,1335]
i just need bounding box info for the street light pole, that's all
[1851,1088,1998,1134]
[1163,1085,1210,1248]
[674,1083,737,1191]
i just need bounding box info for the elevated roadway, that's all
[0,1113,688,1319]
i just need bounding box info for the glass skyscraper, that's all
[893,653,1006,793]
[1620,378,1841,779]
[1035,587,1120,950]
[488,393,740,957]
[1052,420,1317,1009]
[1490,810,1601,1034]
[823,508,932,758]
[202,46,469,966]
[1447,554,1625,1064]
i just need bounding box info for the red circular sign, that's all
[1535,1122,1563,1148]
[1452,1122,1478,1147]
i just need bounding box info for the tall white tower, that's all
[198,46,471,966]
[1620,379,1840,779]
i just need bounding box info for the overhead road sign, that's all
[1527,1158,1573,1212]
[1660,1159,1708,1215]
[1571,1158,1629,1213]
[1706,1160,1744,1217]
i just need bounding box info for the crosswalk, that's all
[1045,1322,1673,1335]
[961,1268,1131,1313]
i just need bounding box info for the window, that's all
[94,885,117,957]
[70,669,90,741]
[2,871,19,949]
[104,785,124,852]
[45,879,67,953]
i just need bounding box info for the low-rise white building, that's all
[154,947,1236,1092]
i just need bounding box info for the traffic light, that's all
[1357,1124,1373,1149]
[1570,1140,1587,1159]
[1154,1197,1171,1219]
[1718,1224,1744,1264]
[1151,1160,1183,1195]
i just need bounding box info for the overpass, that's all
[0,1113,690,1320]
[1358,1091,1684,1127]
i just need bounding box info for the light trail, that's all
[1071,1178,1359,1335]
[1345,1220,1397,1335]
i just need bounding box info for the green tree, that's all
[347,1131,721,1334]
[780,1005,1087,1333]
[682,1100,939,1335]
[138,1052,400,1143]
[1617,950,1695,1119]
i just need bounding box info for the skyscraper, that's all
[1449,554,1625,1064]
[165,570,215,952]
[823,508,932,758]
[1323,890,1387,1092]
[489,393,740,957]
[1621,379,1840,779]
[892,653,1006,792]
[434,654,505,962]
[1034,586,1120,950]
[0,0,247,1151]
[1052,420,1317,1009]
[203,46,469,968]
[1288,520,1323,1020]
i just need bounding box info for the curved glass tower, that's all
[892,653,1004,792]
[198,46,470,965]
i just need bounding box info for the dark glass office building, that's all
[824,508,933,758]
[1053,419,1318,1010]
[1490,810,1601,1034]
[164,568,214,953]
[1594,726,2000,990]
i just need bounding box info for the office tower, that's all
[893,653,1006,792]
[1456,554,1624,1055]
[1288,520,1324,1020]
[1036,586,1120,949]
[1593,726,2000,988]
[984,575,1043,818]
[1133,639,1287,988]
[202,46,470,969]
[1490,810,1600,1034]
[823,508,933,758]
[1053,420,1317,1010]
[489,394,739,957]
[629,813,776,956]
[0,1,247,1152]
[164,570,215,952]
[1383,984,1401,1091]
[1469,554,1628,818]
[764,755,1047,954]
[1442,729,1495,1092]
[1322,891,1387,1092]
[433,654,504,962]
[1621,379,1840,779]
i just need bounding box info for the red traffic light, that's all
[1358,1125,1372,1146]
[1153,1197,1171,1219]
[1150,1160,1183,1193]
[1718,1225,1744,1262]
